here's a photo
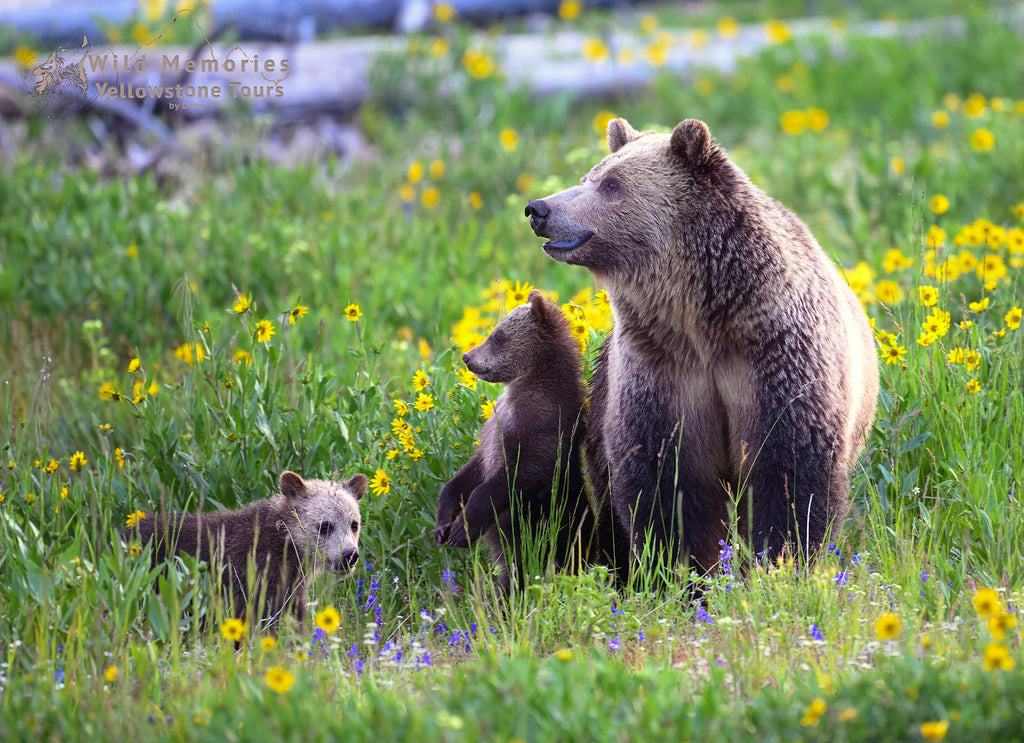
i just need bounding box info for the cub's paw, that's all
[434,521,453,546]
[446,519,471,549]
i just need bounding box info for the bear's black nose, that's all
[461,352,470,365]
[525,199,549,219]
[525,199,549,234]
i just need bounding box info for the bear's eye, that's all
[350,520,359,534]
[601,177,621,195]
[490,330,505,348]
[318,521,334,537]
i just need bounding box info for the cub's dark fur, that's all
[434,290,597,592]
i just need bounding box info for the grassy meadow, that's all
[2,0,1024,739]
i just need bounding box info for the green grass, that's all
[2,3,1024,740]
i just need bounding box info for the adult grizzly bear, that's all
[124,470,367,628]
[524,118,878,575]
[434,290,597,592]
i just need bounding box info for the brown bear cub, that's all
[124,471,367,628]
[434,289,596,593]
[525,117,878,577]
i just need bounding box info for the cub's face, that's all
[279,471,367,575]
[524,117,722,283]
[462,303,538,384]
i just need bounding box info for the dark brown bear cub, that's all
[526,117,878,576]
[124,471,366,628]
[434,289,595,592]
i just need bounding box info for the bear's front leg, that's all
[445,474,513,548]
[744,372,849,563]
[435,455,485,545]
[747,420,847,563]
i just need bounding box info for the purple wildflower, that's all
[441,569,457,592]
[718,540,734,575]
[694,605,715,624]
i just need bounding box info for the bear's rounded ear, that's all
[670,119,713,166]
[279,471,306,499]
[608,118,640,153]
[346,473,369,501]
[527,289,549,320]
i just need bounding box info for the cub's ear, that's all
[527,289,549,319]
[608,117,640,153]
[345,473,369,501]
[670,119,713,166]
[279,471,306,499]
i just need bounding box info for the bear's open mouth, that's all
[543,231,593,253]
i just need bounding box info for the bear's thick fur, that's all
[525,118,878,575]
[434,290,595,592]
[124,470,367,627]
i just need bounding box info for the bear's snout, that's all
[335,548,359,574]
[525,199,549,234]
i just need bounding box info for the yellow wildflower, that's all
[220,618,246,642]
[265,666,295,693]
[255,320,275,343]
[875,612,902,640]
[780,110,807,135]
[983,642,1014,671]
[717,17,739,38]
[506,280,533,308]
[970,128,995,152]
[433,2,455,22]
[764,19,792,44]
[987,612,1017,640]
[315,607,341,634]
[421,186,441,209]
[558,0,582,21]
[462,49,495,79]
[582,37,610,64]
[370,469,390,497]
[499,128,519,152]
[920,721,949,741]
[973,588,1002,617]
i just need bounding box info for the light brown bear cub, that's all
[434,289,594,592]
[125,471,367,627]
[525,117,878,576]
